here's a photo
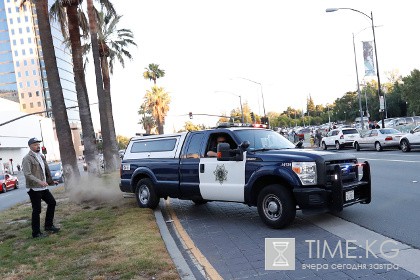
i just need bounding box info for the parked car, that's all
[399,126,420,152]
[353,128,404,151]
[321,128,360,150]
[0,173,19,193]
[48,162,64,183]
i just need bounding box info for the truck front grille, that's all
[325,159,358,186]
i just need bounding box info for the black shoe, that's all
[45,226,60,233]
[33,232,48,238]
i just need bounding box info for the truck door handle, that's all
[200,164,205,173]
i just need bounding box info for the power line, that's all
[0,102,98,127]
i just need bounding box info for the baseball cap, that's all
[28,137,42,146]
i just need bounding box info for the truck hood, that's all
[248,148,357,163]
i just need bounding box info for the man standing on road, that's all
[22,137,60,238]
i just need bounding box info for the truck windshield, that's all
[235,129,295,151]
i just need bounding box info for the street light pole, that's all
[214,91,244,123]
[352,33,365,129]
[327,104,331,127]
[232,77,266,117]
[326,8,384,128]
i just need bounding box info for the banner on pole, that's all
[363,41,376,76]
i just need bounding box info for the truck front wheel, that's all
[135,178,159,209]
[257,185,296,229]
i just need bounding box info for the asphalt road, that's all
[0,172,62,211]
[332,148,420,249]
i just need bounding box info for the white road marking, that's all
[305,214,420,276]
[358,157,420,163]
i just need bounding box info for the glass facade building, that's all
[0,0,79,121]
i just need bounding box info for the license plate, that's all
[345,190,355,201]
[122,164,130,171]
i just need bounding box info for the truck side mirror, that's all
[217,142,246,161]
[239,141,250,150]
[410,129,414,134]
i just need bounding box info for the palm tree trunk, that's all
[86,0,118,172]
[66,4,99,174]
[34,0,80,187]
[100,55,120,170]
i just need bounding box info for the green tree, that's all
[138,102,155,134]
[143,86,171,134]
[96,10,136,171]
[401,69,420,116]
[116,135,130,150]
[50,0,100,174]
[143,63,165,85]
[307,95,315,116]
[182,121,206,131]
[24,0,80,187]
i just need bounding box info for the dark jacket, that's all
[22,151,53,188]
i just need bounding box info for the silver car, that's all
[353,128,404,151]
[400,125,420,152]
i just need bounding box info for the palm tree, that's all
[143,64,165,85]
[86,0,119,173]
[143,86,171,134]
[138,102,155,134]
[50,0,100,174]
[96,10,136,171]
[23,0,80,186]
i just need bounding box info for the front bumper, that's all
[294,161,371,212]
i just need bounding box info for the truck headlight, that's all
[292,162,317,185]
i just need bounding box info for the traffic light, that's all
[189,112,193,119]
[42,146,47,155]
[250,112,255,122]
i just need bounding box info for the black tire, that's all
[354,142,360,151]
[2,184,6,193]
[257,185,296,229]
[322,142,327,150]
[135,178,159,209]
[335,141,341,150]
[192,199,208,205]
[400,139,411,152]
[14,181,19,189]
[375,142,383,152]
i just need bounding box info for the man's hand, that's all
[40,181,49,187]
[53,181,59,185]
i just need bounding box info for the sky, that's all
[84,0,420,137]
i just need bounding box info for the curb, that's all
[154,201,196,280]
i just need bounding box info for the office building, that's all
[0,0,79,121]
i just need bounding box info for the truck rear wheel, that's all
[135,178,159,209]
[257,185,296,229]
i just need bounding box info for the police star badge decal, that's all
[214,164,228,184]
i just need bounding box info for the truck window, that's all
[185,133,204,158]
[131,138,177,153]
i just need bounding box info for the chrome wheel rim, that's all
[139,185,150,204]
[263,194,282,221]
[401,141,408,151]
